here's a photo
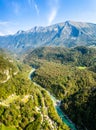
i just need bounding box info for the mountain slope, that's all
[31,61,96,130]
[0,49,18,84]
[0,50,70,130]
[23,46,96,130]
[24,46,96,67]
[0,21,96,53]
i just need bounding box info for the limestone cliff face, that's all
[0,21,96,53]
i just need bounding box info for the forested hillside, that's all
[0,46,96,130]
[0,50,69,130]
[24,46,96,67]
[24,46,96,130]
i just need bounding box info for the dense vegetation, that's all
[0,124,17,130]
[0,46,96,130]
[24,46,96,67]
[24,46,96,130]
[0,49,18,83]
[0,50,70,130]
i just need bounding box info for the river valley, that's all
[29,68,78,130]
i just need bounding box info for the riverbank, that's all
[29,68,78,130]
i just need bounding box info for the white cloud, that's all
[47,0,59,25]
[0,31,14,36]
[12,2,20,15]
[48,8,57,25]
[0,21,9,26]
[0,21,18,36]
[34,3,39,15]
[0,32,5,36]
[28,0,40,15]
[53,0,59,5]
[28,0,31,5]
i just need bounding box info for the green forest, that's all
[0,46,96,130]
[0,50,70,130]
[24,46,96,130]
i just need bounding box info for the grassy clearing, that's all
[0,94,31,107]
[77,66,86,70]
[0,124,17,130]
[0,94,19,107]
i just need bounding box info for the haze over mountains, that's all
[0,21,96,53]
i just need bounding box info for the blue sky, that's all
[0,0,96,35]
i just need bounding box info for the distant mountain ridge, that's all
[0,21,96,53]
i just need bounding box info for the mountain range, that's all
[0,21,96,53]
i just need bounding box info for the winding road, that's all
[29,68,77,130]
